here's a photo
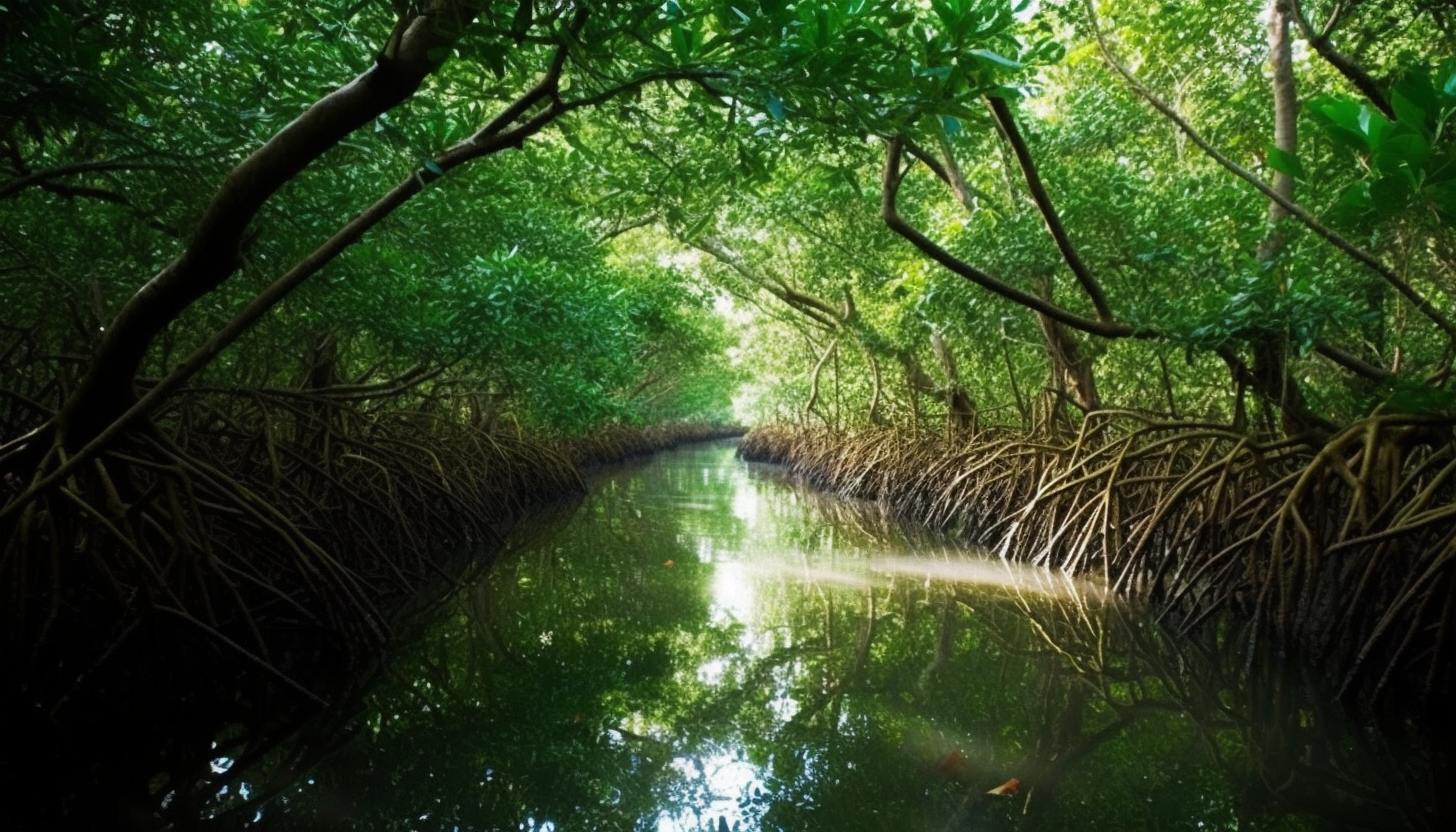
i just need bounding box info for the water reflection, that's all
[249,441,1449,832]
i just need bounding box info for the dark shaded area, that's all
[1,428,737,831]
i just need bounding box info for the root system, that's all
[0,360,737,830]
[738,413,1456,701]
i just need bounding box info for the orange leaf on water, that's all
[986,776,1020,796]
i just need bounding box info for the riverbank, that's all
[235,440,1455,832]
[3,417,740,831]
[737,416,1456,704]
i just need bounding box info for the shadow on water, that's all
[219,441,1449,831]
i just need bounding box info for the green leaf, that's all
[965,48,1020,70]
[1373,131,1431,176]
[1338,180,1373,210]
[1264,145,1307,181]
[766,92,785,120]
[670,25,695,61]
[1308,96,1371,152]
[1424,179,1456,224]
[1370,174,1414,213]
[1391,89,1430,138]
[511,0,533,37]
[478,44,507,78]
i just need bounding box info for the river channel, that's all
[246,440,1448,831]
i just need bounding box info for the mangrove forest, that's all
[1,0,1453,829]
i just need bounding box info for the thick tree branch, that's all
[58,3,485,445]
[880,138,1145,340]
[1315,343,1394,381]
[5,46,724,519]
[985,96,1116,324]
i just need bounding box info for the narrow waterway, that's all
[246,440,1447,831]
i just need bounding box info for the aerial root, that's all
[0,394,589,706]
[740,413,1456,701]
[1,382,741,712]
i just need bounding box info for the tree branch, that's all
[903,137,1006,211]
[985,95,1116,323]
[692,236,843,331]
[60,1,488,443]
[880,138,1145,340]
[1290,0,1394,118]
[1315,343,1393,381]
[0,158,180,201]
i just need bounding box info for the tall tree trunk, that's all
[931,331,977,437]
[900,352,937,433]
[1033,273,1101,417]
[1255,0,1325,435]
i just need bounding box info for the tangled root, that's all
[0,369,737,828]
[739,412,1456,701]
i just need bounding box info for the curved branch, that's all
[985,95,1116,323]
[0,158,180,201]
[1290,0,1394,118]
[60,3,486,443]
[803,337,839,423]
[880,138,1145,340]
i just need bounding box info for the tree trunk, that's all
[1254,0,1326,435]
[931,331,977,437]
[1033,273,1101,418]
[55,4,477,449]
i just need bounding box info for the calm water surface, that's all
[253,441,1446,831]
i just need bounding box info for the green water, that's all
[251,441,1447,831]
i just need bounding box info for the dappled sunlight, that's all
[660,752,762,832]
[709,561,758,629]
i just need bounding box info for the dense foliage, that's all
[3,3,1455,829]
[3,0,1453,439]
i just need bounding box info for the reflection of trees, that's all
[699,550,1448,832]
[240,446,1447,831]
[246,449,746,831]
[1005,586,1451,832]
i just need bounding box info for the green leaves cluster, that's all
[1309,60,1456,223]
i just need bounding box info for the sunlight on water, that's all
[656,452,1113,831]
[249,442,1445,832]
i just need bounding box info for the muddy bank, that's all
[738,417,1456,704]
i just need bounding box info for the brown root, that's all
[739,413,1456,702]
